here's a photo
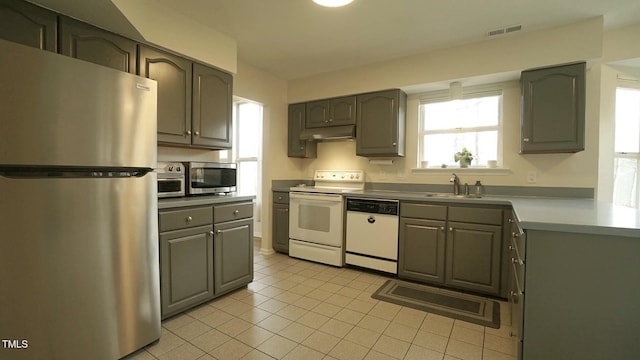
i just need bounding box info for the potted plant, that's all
[454,147,473,168]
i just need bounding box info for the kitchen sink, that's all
[424,193,482,199]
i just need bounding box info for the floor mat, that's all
[371,279,500,329]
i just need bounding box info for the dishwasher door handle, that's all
[367,216,376,224]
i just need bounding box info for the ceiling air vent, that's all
[486,24,522,37]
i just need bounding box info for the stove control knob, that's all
[168,165,174,171]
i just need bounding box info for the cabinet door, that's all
[192,63,233,148]
[0,0,56,51]
[214,218,254,295]
[521,62,585,153]
[272,203,289,253]
[59,17,136,74]
[446,222,502,295]
[305,100,330,128]
[398,218,446,284]
[356,89,406,157]
[139,45,192,145]
[288,103,317,158]
[329,96,356,126]
[160,225,214,319]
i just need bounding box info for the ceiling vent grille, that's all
[487,24,522,37]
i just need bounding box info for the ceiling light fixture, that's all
[312,0,354,8]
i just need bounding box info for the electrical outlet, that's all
[527,171,537,184]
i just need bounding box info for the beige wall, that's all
[286,18,608,191]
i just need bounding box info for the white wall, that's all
[287,18,606,190]
[233,61,307,254]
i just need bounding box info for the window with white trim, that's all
[613,83,640,208]
[418,85,503,168]
[220,101,263,221]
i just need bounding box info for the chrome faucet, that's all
[450,173,460,195]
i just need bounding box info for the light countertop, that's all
[159,194,255,210]
[277,187,640,238]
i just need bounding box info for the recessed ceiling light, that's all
[312,0,354,8]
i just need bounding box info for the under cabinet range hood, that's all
[299,125,356,141]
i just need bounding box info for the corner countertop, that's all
[278,187,640,238]
[159,194,255,210]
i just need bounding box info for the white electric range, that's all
[288,170,364,266]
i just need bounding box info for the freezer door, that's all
[0,39,157,168]
[0,174,160,360]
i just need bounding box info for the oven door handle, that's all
[290,192,343,202]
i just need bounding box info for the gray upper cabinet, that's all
[521,62,586,153]
[356,89,407,157]
[305,95,356,128]
[59,17,137,74]
[0,0,56,51]
[288,103,317,158]
[192,63,233,148]
[139,45,192,146]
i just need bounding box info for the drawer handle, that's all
[186,216,193,222]
[233,210,239,215]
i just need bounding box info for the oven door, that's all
[289,192,343,247]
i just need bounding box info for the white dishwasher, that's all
[345,198,399,274]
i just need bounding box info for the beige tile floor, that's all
[125,240,517,360]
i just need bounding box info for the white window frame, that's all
[418,83,504,168]
[232,100,263,221]
[613,79,640,208]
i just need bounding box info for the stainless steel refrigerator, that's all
[0,39,160,360]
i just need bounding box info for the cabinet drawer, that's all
[214,202,253,223]
[400,202,447,220]
[273,192,289,204]
[159,206,213,232]
[448,206,502,225]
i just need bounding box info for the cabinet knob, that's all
[186,216,192,222]
[329,118,333,122]
[194,131,200,136]
[216,229,221,234]
[185,130,191,136]
[392,142,397,147]
[233,210,239,215]
[284,209,289,212]
[300,146,304,150]
[508,245,514,251]
[209,231,214,236]
[449,227,453,231]
[510,331,516,338]
[512,232,519,239]
[508,218,514,224]
[523,137,530,143]
[440,226,445,231]
[277,196,282,200]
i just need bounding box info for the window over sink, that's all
[418,84,503,168]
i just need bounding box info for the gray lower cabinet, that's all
[356,89,407,157]
[272,192,290,253]
[446,222,502,295]
[288,103,317,158]
[521,62,585,153]
[398,202,505,297]
[159,201,254,318]
[59,16,137,74]
[398,218,446,283]
[214,218,254,295]
[159,206,214,319]
[0,0,57,51]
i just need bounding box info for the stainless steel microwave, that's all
[156,162,185,198]
[184,162,237,195]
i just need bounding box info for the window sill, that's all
[411,167,512,175]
